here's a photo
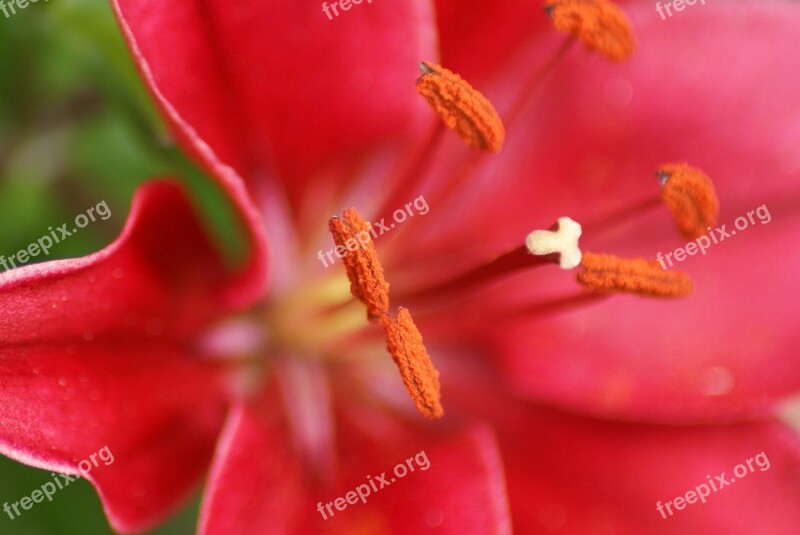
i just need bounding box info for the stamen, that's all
[329,208,443,419]
[577,252,693,297]
[657,163,719,239]
[382,308,443,419]
[416,61,505,153]
[544,0,635,62]
[329,208,390,321]
[526,216,583,269]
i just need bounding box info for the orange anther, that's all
[383,308,443,419]
[577,252,693,297]
[416,62,505,152]
[329,208,443,419]
[545,0,635,62]
[329,209,390,321]
[658,163,719,240]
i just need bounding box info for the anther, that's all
[329,209,390,321]
[544,0,635,62]
[658,163,719,239]
[526,217,583,269]
[577,252,693,297]
[416,61,505,152]
[329,208,443,419]
[382,308,443,419]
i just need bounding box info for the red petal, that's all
[433,0,550,82]
[391,2,800,422]
[111,0,438,209]
[200,393,512,534]
[0,181,234,531]
[491,402,800,534]
[328,420,511,534]
[198,399,306,534]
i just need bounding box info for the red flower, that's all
[1,0,799,533]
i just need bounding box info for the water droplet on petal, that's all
[425,509,444,528]
[703,366,735,396]
[145,318,165,337]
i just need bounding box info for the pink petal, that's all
[0,181,235,531]
[111,0,438,210]
[390,1,800,422]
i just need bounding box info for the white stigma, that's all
[525,217,583,270]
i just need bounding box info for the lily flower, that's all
[1,0,799,533]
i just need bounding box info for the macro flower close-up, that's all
[1,0,799,533]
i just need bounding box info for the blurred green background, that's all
[0,0,245,533]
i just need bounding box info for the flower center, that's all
[222,4,722,426]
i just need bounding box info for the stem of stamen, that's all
[374,122,446,219]
[505,35,576,129]
[581,196,662,234]
[501,290,611,319]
